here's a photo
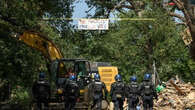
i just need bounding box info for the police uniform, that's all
[110,81,125,110]
[32,79,50,110]
[126,81,139,110]
[64,78,79,110]
[139,80,157,110]
[91,79,108,110]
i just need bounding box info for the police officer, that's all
[91,74,108,110]
[64,75,79,110]
[110,74,125,110]
[139,73,157,110]
[32,72,50,110]
[126,76,140,110]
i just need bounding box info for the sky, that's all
[72,0,95,25]
[72,0,88,18]
[72,0,116,25]
[72,1,184,26]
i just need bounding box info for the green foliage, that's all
[0,0,75,106]
[77,7,194,82]
[85,0,118,17]
[11,86,30,105]
[0,0,74,33]
[0,0,75,84]
[0,36,47,87]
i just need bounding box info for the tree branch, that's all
[169,12,186,22]
[172,0,185,10]
[175,22,187,26]
[172,0,192,25]
[85,6,94,13]
[0,15,18,27]
[118,5,133,9]
[106,0,133,17]
[126,0,136,10]
[172,0,195,40]
[110,0,130,12]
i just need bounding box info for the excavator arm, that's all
[19,31,63,61]
[19,31,66,76]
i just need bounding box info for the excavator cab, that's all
[50,58,91,86]
[49,58,92,104]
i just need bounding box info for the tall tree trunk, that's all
[172,0,195,60]
[146,38,153,72]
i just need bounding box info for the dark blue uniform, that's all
[90,74,108,110]
[64,78,79,110]
[32,79,50,110]
[110,81,125,110]
[139,81,157,110]
[126,81,140,110]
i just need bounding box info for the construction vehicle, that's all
[90,62,111,75]
[17,31,93,109]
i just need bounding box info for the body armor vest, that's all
[94,81,103,93]
[143,82,152,95]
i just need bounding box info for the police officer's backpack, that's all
[68,81,78,95]
[130,82,139,94]
[143,82,152,95]
[115,82,124,98]
[37,81,49,98]
[94,82,103,93]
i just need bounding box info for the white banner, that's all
[78,19,109,30]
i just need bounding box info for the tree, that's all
[0,0,75,105]
[0,0,74,34]
[166,0,195,60]
[78,5,194,82]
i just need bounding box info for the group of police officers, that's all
[32,72,79,110]
[110,74,157,110]
[32,72,157,110]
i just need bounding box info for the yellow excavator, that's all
[18,31,93,109]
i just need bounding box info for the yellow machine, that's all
[19,31,66,75]
[18,31,93,109]
[20,31,63,61]
[98,66,118,92]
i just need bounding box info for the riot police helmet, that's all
[130,76,137,82]
[115,74,122,82]
[39,72,45,79]
[144,73,151,81]
[94,74,100,81]
[69,75,76,81]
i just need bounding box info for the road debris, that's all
[154,77,195,110]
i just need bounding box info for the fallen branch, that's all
[169,80,185,95]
